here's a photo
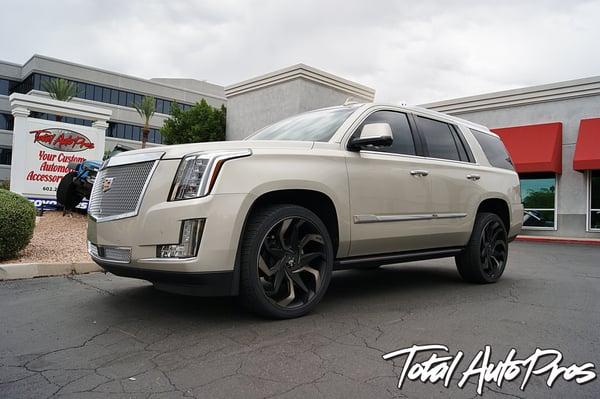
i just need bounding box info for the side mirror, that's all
[349,123,393,150]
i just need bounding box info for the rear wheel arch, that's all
[476,198,510,232]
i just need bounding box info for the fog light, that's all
[158,219,205,258]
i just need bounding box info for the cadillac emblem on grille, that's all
[102,177,114,192]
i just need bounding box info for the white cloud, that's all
[1,0,599,103]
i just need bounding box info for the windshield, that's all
[247,105,360,142]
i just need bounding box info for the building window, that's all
[77,82,86,98]
[126,92,134,107]
[10,72,194,113]
[590,171,600,231]
[0,113,14,130]
[0,78,18,96]
[520,173,557,230]
[0,147,11,165]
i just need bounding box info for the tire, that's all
[455,212,508,284]
[56,172,84,210]
[239,204,334,319]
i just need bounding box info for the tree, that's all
[160,99,226,145]
[133,96,156,149]
[42,78,78,121]
[523,187,555,209]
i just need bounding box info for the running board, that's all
[334,247,464,270]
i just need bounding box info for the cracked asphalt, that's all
[0,242,598,399]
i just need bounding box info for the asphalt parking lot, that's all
[0,241,598,399]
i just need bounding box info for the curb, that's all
[0,262,102,281]
[516,235,600,246]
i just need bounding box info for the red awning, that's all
[573,118,600,171]
[491,122,562,174]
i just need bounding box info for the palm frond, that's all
[133,96,156,126]
[42,78,78,102]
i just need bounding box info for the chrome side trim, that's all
[353,212,467,224]
[89,160,159,223]
[105,151,165,169]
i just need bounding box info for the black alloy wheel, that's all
[258,216,326,308]
[479,218,507,280]
[456,212,508,283]
[240,205,333,318]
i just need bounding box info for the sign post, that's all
[8,93,112,209]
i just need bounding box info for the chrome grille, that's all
[89,161,156,221]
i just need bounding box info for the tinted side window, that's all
[416,116,461,161]
[356,111,416,155]
[470,129,514,170]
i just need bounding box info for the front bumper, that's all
[92,258,235,296]
[87,192,250,271]
[87,158,255,294]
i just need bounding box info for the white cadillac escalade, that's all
[88,103,523,318]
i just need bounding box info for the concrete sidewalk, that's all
[0,262,101,280]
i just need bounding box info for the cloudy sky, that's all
[1,0,599,104]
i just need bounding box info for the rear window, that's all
[471,129,514,170]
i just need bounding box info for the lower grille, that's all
[88,161,156,221]
[88,242,131,263]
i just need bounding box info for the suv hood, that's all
[112,140,315,160]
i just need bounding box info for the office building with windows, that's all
[0,54,227,181]
[424,76,600,238]
[0,55,374,182]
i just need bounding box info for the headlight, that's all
[169,149,251,201]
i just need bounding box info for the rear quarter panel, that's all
[459,125,523,237]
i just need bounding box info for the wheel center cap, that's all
[285,252,301,270]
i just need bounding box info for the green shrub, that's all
[0,189,36,260]
[0,180,9,190]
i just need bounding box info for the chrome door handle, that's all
[466,174,481,181]
[410,170,429,176]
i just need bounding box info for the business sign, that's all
[13,119,105,208]
[8,94,111,209]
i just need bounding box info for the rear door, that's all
[412,115,484,246]
[346,109,436,256]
